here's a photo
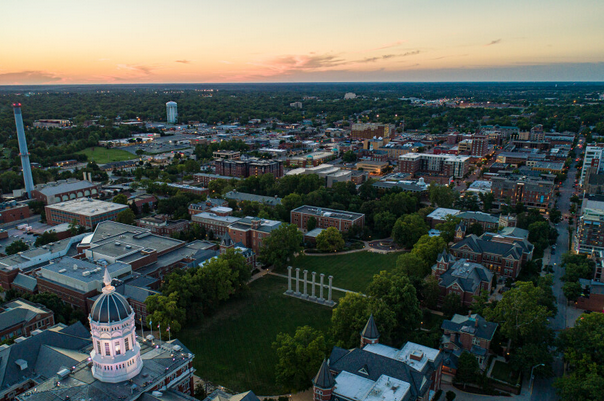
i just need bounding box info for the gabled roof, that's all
[360,314,380,340]
[441,314,498,341]
[221,232,234,247]
[313,359,336,389]
[457,211,498,224]
[451,234,532,260]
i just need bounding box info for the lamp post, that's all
[530,363,545,393]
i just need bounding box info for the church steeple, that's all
[360,314,380,347]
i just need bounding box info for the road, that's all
[531,154,583,401]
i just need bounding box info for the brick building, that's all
[291,206,365,232]
[45,198,128,228]
[490,173,555,211]
[0,202,30,224]
[398,153,470,179]
[136,216,190,236]
[0,299,54,341]
[32,180,99,205]
[576,197,604,254]
[440,313,498,374]
[227,217,282,253]
[215,158,284,178]
[192,212,242,237]
[192,173,239,187]
[450,232,534,278]
[432,252,494,306]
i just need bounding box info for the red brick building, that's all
[432,252,494,306]
[215,159,284,178]
[490,173,555,210]
[136,216,190,236]
[32,180,99,204]
[0,299,54,340]
[45,198,128,228]
[227,217,282,253]
[0,203,30,224]
[291,206,365,232]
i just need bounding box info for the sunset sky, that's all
[1,0,603,84]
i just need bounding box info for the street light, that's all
[530,363,545,393]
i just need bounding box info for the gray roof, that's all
[204,390,261,401]
[457,211,498,224]
[0,323,91,391]
[313,359,336,389]
[441,314,498,342]
[11,274,37,292]
[360,314,380,340]
[35,181,96,197]
[225,191,282,206]
[451,233,533,261]
[436,258,493,293]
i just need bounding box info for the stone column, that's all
[311,272,317,299]
[295,268,300,295]
[319,273,325,302]
[328,275,334,303]
[303,270,308,298]
[286,266,293,294]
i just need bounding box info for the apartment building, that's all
[291,206,365,232]
[398,153,470,179]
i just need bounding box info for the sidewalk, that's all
[439,378,532,401]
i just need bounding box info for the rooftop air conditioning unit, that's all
[58,269,67,273]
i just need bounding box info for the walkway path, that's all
[303,242,369,256]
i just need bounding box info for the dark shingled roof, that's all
[313,359,336,389]
[90,291,133,323]
[360,314,380,340]
[441,314,498,342]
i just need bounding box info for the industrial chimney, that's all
[12,104,35,198]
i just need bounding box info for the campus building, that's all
[32,180,99,204]
[215,158,284,178]
[490,173,555,210]
[0,201,31,224]
[350,123,395,139]
[576,197,604,254]
[227,216,282,253]
[291,206,365,232]
[45,198,128,228]
[0,298,54,341]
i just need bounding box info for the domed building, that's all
[89,268,143,383]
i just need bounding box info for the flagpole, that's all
[158,322,161,348]
[168,325,171,342]
[140,316,144,342]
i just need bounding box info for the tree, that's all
[555,313,604,401]
[306,216,317,232]
[479,192,494,212]
[331,292,396,348]
[562,281,582,303]
[112,193,128,204]
[422,275,441,309]
[342,150,357,163]
[442,293,464,318]
[395,253,429,280]
[316,227,345,253]
[445,391,456,401]
[273,326,329,391]
[259,223,303,268]
[34,231,59,247]
[429,184,458,208]
[467,222,484,236]
[366,271,422,339]
[436,215,462,243]
[116,208,136,225]
[373,211,397,238]
[412,235,447,269]
[136,149,145,156]
[145,292,186,339]
[549,208,562,224]
[5,240,29,255]
[485,281,552,345]
[455,352,480,389]
[391,213,428,248]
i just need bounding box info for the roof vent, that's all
[57,368,70,380]
[31,329,43,336]
[14,337,27,344]
[410,350,424,361]
[73,264,78,271]
[15,359,28,370]
[58,269,67,273]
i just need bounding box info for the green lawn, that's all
[178,275,334,395]
[76,147,136,164]
[490,360,521,385]
[287,251,403,292]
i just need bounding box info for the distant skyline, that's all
[1,0,603,84]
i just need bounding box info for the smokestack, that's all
[12,104,35,198]
[88,172,92,182]
[83,171,87,181]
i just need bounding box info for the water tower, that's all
[166,101,178,124]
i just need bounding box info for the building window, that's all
[125,337,130,352]
[97,341,101,354]
[115,341,121,355]
[105,343,110,356]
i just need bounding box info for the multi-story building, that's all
[213,150,241,160]
[215,158,284,178]
[355,160,389,175]
[432,252,494,305]
[441,313,498,374]
[36,257,132,312]
[16,276,195,401]
[576,197,604,254]
[192,212,242,237]
[227,216,282,253]
[225,190,282,207]
[0,299,54,341]
[490,173,555,210]
[398,153,470,179]
[33,119,71,129]
[288,152,334,168]
[45,198,128,228]
[32,180,99,204]
[457,135,488,157]
[193,172,239,187]
[136,216,190,236]
[166,183,209,197]
[312,315,442,401]
[450,232,534,278]
[291,206,365,232]
[188,198,229,215]
[350,123,395,139]
[580,144,604,185]
[0,201,30,224]
[456,211,499,233]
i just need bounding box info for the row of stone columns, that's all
[286,266,334,305]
